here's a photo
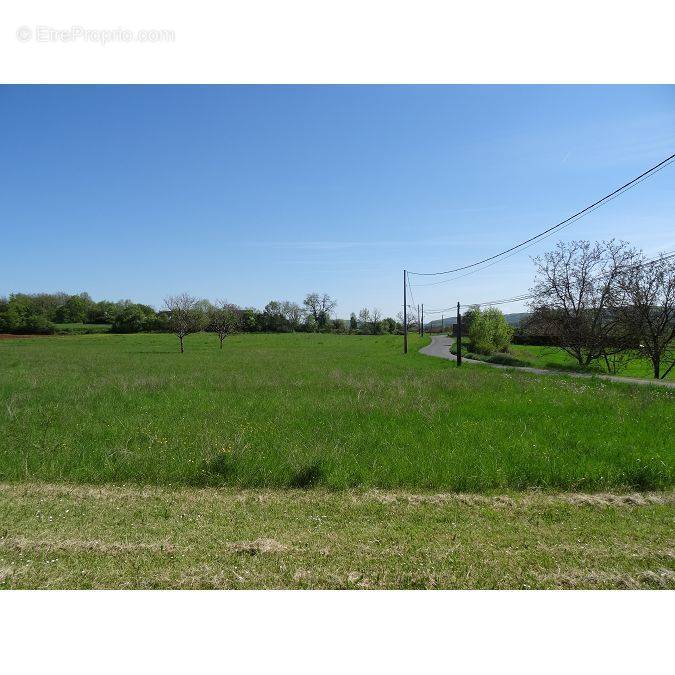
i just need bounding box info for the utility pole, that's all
[417,304,420,335]
[441,315,444,334]
[403,270,408,354]
[421,304,424,336]
[456,301,462,367]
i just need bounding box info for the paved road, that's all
[419,335,675,388]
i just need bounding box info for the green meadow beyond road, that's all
[420,335,675,388]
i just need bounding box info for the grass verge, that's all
[451,341,674,380]
[1,483,673,589]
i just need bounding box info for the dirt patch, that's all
[0,334,55,340]
[353,489,675,508]
[2,483,673,509]
[228,538,288,555]
[540,567,675,589]
[0,483,163,502]
[0,536,176,555]
[556,492,673,507]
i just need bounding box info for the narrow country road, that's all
[419,335,675,388]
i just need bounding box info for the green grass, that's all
[53,323,111,335]
[509,344,675,379]
[450,342,531,368]
[453,341,673,380]
[1,483,673,589]
[0,332,673,491]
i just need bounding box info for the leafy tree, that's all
[304,292,336,329]
[0,297,9,331]
[88,300,118,324]
[111,305,152,333]
[0,305,18,333]
[21,292,64,320]
[462,306,481,335]
[1,296,37,333]
[0,294,56,334]
[281,301,305,331]
[145,310,170,332]
[55,293,92,323]
[240,308,259,332]
[358,308,371,333]
[371,308,382,334]
[22,315,55,335]
[263,301,286,332]
[382,317,398,334]
[349,313,358,331]
[332,318,348,333]
[305,314,318,333]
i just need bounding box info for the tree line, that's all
[0,290,403,346]
[0,292,165,335]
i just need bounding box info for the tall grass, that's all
[0,332,673,490]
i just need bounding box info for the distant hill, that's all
[425,312,529,330]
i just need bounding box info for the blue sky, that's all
[1,85,674,317]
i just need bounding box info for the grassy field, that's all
[1,332,673,491]
[1,483,673,589]
[510,344,674,379]
[53,323,111,335]
[452,341,673,380]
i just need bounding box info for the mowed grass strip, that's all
[0,332,673,491]
[0,483,673,589]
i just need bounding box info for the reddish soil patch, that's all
[0,333,54,340]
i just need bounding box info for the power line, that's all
[423,249,675,314]
[407,153,675,280]
[424,296,533,315]
[411,162,674,288]
[405,271,417,318]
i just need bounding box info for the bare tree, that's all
[616,252,675,379]
[164,293,207,353]
[209,299,240,349]
[527,240,635,367]
[396,309,417,332]
[303,292,337,328]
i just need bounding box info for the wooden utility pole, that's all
[403,270,408,354]
[456,301,462,367]
[441,315,444,334]
[417,305,420,335]
[421,304,424,336]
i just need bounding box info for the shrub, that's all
[487,308,513,352]
[467,307,514,354]
[20,315,55,335]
